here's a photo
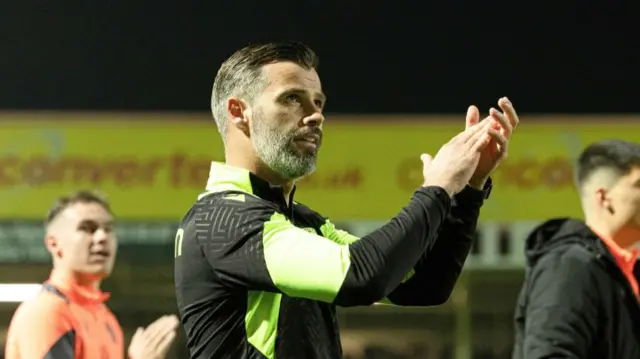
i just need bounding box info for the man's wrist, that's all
[422,180,455,198]
[468,177,488,190]
[463,177,493,200]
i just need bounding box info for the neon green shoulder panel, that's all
[262,212,351,303]
[320,219,360,245]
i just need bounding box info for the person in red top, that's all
[512,139,640,359]
[5,190,179,359]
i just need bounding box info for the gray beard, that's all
[251,112,318,181]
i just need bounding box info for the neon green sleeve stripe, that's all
[320,218,415,306]
[262,212,352,302]
[401,268,415,283]
[320,220,360,245]
[321,219,416,284]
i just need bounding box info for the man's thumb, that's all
[420,153,433,166]
[465,105,480,129]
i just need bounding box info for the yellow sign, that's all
[1,113,639,221]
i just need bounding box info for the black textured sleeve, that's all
[178,194,280,292]
[334,186,452,306]
[176,187,450,305]
[386,185,484,306]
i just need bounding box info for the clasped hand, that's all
[421,97,520,196]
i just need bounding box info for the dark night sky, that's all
[1,1,638,114]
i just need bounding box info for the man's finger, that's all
[128,327,144,355]
[489,107,513,137]
[465,105,480,129]
[467,124,493,152]
[163,315,179,332]
[152,316,179,340]
[420,154,433,167]
[498,97,519,131]
[167,314,179,325]
[131,327,144,343]
[144,316,165,335]
[156,330,178,355]
[145,315,174,337]
[458,119,491,143]
[469,132,492,153]
[146,323,173,348]
[487,128,509,150]
[149,326,178,355]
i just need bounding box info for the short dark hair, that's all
[46,190,113,225]
[210,41,319,142]
[575,139,640,187]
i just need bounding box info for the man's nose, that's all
[93,228,109,243]
[302,112,324,128]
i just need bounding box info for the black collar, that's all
[204,162,298,217]
[248,172,297,216]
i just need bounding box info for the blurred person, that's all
[5,191,179,359]
[174,41,520,358]
[512,139,640,359]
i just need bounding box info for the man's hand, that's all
[421,118,504,197]
[128,315,179,359]
[467,97,519,189]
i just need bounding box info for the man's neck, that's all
[225,155,295,206]
[252,168,296,206]
[51,268,102,291]
[586,219,638,250]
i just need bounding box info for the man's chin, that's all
[286,165,317,181]
[268,157,317,181]
[83,266,113,279]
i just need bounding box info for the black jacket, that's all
[174,162,487,359]
[512,218,640,359]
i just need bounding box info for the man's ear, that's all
[45,234,62,259]
[227,97,251,136]
[596,187,615,214]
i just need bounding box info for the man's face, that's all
[46,202,118,279]
[249,62,326,180]
[605,166,640,236]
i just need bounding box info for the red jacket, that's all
[5,271,124,359]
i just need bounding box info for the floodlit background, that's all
[1,2,638,358]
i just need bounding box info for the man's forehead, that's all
[261,62,322,91]
[625,166,640,183]
[597,166,640,188]
[58,202,113,223]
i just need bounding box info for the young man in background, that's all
[513,139,640,359]
[5,191,178,359]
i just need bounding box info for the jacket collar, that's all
[202,162,296,211]
[47,269,110,306]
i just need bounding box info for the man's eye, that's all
[285,94,300,102]
[79,223,98,233]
